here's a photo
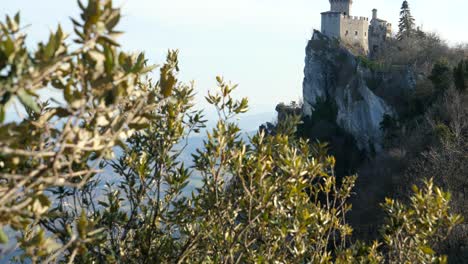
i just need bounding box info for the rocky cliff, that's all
[302,30,416,152]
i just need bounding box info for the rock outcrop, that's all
[302,30,415,152]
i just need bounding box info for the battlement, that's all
[321,13,369,21]
[342,15,369,21]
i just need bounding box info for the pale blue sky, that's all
[2,0,467,116]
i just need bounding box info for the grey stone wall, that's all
[321,13,341,38]
[330,0,352,15]
[368,17,391,54]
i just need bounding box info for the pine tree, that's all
[397,1,415,40]
[429,60,453,93]
[454,60,468,91]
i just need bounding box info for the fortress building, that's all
[321,0,392,54]
[368,9,392,53]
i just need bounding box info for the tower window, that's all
[355,31,358,36]
[345,30,349,36]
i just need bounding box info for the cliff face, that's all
[302,31,415,152]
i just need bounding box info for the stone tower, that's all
[321,0,369,53]
[330,0,353,15]
[368,8,392,55]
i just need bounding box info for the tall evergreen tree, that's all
[397,1,416,40]
[454,59,468,91]
[429,60,453,93]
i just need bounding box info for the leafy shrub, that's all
[453,59,468,92]
[430,60,453,93]
[0,0,160,260]
[358,56,384,71]
[381,179,462,263]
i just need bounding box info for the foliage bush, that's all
[0,1,463,263]
[357,56,385,71]
[453,59,468,92]
[374,54,468,263]
[429,60,453,94]
[0,0,160,260]
[373,32,462,74]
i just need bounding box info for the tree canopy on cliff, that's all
[397,1,416,40]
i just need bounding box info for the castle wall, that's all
[369,19,392,54]
[340,16,369,52]
[330,1,351,15]
[321,13,341,38]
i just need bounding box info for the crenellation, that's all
[320,0,392,55]
[341,15,368,21]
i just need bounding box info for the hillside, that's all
[291,26,468,263]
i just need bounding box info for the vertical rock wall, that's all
[303,31,399,152]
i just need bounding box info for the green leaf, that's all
[55,25,64,46]
[17,89,40,113]
[36,194,51,207]
[29,229,45,246]
[73,26,86,41]
[6,15,18,32]
[106,12,120,30]
[54,107,70,118]
[160,65,176,98]
[3,36,15,57]
[0,106,5,123]
[0,91,12,105]
[103,44,114,74]
[98,35,120,47]
[420,245,435,255]
[43,34,58,60]
[14,12,20,25]
[70,18,82,27]
[64,84,73,104]
[78,0,86,11]
[77,210,88,239]
[128,122,150,130]
[0,227,8,244]
[133,53,145,73]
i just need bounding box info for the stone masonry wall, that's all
[321,13,341,38]
[340,16,369,53]
[330,1,351,15]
